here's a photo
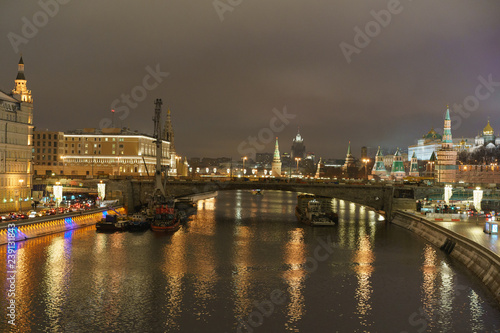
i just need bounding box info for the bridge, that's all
[104,179,442,220]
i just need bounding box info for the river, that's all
[1,189,499,332]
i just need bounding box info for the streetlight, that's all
[295,157,301,173]
[19,179,24,212]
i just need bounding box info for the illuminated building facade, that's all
[390,148,406,180]
[33,127,175,177]
[0,56,34,212]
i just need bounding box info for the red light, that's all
[111,109,115,113]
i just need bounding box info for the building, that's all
[436,107,457,183]
[472,120,500,150]
[409,152,419,177]
[390,148,406,180]
[0,56,34,212]
[271,137,282,177]
[33,127,175,177]
[291,128,305,160]
[371,147,388,179]
[33,131,65,175]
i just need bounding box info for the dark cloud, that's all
[1,0,499,159]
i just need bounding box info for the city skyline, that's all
[1,1,500,159]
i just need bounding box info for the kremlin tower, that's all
[409,152,419,177]
[436,107,457,183]
[371,147,388,179]
[271,137,282,177]
[390,148,406,180]
[12,56,32,103]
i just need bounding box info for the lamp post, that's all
[19,179,24,212]
[295,157,301,173]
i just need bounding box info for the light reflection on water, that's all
[0,190,499,332]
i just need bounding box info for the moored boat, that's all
[96,214,130,232]
[296,194,338,226]
[128,212,150,232]
[151,201,180,232]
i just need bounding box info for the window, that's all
[48,134,51,140]
[48,148,51,153]
[119,144,123,148]
[54,142,57,147]
[42,134,46,139]
[48,142,51,146]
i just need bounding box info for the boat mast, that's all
[153,98,166,198]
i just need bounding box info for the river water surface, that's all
[1,190,500,332]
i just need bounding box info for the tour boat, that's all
[150,201,180,232]
[127,212,151,232]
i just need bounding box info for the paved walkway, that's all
[407,211,499,255]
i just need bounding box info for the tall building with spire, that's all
[390,148,406,180]
[291,127,306,160]
[271,137,282,177]
[0,56,34,212]
[436,107,457,183]
[343,141,355,170]
[371,147,388,179]
[409,152,419,177]
[12,56,33,103]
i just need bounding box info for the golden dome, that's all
[483,120,494,135]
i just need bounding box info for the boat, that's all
[96,214,130,232]
[295,194,338,226]
[151,200,180,232]
[175,198,197,217]
[127,212,150,232]
[252,189,263,195]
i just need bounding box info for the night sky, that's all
[1,0,500,159]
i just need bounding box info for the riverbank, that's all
[0,207,126,245]
[391,210,500,304]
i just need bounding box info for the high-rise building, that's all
[0,56,34,212]
[291,128,305,160]
[271,137,282,177]
[436,107,457,183]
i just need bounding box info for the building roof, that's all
[0,90,19,103]
[483,120,494,135]
[422,127,442,141]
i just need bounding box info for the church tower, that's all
[371,146,388,179]
[436,107,457,183]
[12,56,32,103]
[409,152,419,177]
[390,148,406,180]
[271,137,282,177]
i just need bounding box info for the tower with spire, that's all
[436,106,457,183]
[343,141,355,169]
[371,147,388,179]
[12,56,32,103]
[409,152,419,177]
[271,137,282,177]
[390,148,406,180]
[314,157,324,179]
[0,56,34,212]
[291,127,306,160]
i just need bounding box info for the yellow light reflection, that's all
[283,228,306,331]
[353,235,374,328]
[421,244,438,323]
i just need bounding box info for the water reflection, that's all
[283,228,306,331]
[1,191,500,332]
[353,235,375,328]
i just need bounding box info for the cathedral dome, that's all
[483,120,494,136]
[422,127,442,142]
